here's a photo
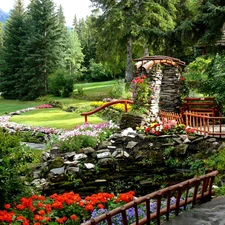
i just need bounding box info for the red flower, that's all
[4,204,10,209]
[97,204,104,209]
[56,216,67,223]
[70,214,77,221]
[38,210,45,215]
[85,203,94,211]
[34,214,44,221]
[145,127,151,133]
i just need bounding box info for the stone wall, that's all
[159,67,182,112]
[135,65,183,119]
[31,128,223,197]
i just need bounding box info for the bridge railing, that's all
[184,111,225,137]
[159,110,184,124]
[159,110,225,137]
[80,100,134,123]
[81,171,218,225]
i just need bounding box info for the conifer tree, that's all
[0,0,26,99]
[21,0,62,100]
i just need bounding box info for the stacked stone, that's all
[159,67,182,113]
[31,128,223,197]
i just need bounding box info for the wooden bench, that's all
[180,97,221,117]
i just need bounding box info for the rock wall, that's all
[159,67,182,112]
[31,128,223,197]
[135,65,183,118]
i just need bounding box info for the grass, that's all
[0,80,125,129]
[10,108,105,130]
[0,98,44,116]
[74,80,122,96]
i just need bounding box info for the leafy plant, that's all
[130,75,151,108]
[108,79,124,99]
[48,69,74,97]
[0,128,38,208]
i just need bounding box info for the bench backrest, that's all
[181,97,221,116]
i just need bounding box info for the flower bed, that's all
[0,191,189,225]
[137,118,195,136]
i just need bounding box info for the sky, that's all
[0,0,93,26]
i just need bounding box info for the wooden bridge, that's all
[81,171,218,225]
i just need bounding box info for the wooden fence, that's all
[184,111,225,137]
[81,100,134,123]
[159,111,184,124]
[159,110,225,137]
[81,171,218,225]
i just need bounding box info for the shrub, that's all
[130,75,151,108]
[57,135,98,152]
[108,79,124,99]
[89,59,113,82]
[48,69,74,97]
[0,128,37,208]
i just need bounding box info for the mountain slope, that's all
[0,9,9,23]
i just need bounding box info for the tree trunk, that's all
[143,47,149,57]
[125,37,133,82]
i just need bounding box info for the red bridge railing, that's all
[81,171,218,225]
[159,110,225,138]
[81,100,134,123]
[184,111,225,137]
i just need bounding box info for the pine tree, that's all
[21,0,62,100]
[0,0,26,99]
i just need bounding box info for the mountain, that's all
[0,9,9,23]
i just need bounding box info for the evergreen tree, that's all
[0,22,4,76]
[21,0,62,100]
[175,0,225,55]
[0,0,26,99]
[56,4,69,69]
[65,29,84,78]
[76,16,97,76]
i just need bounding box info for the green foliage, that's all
[185,54,225,110]
[89,59,113,82]
[56,135,98,153]
[130,75,151,108]
[0,0,26,99]
[19,130,46,143]
[48,70,74,97]
[0,128,38,208]
[108,79,125,99]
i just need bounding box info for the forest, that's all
[0,0,225,103]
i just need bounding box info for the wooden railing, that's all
[81,100,134,123]
[81,171,218,225]
[184,111,225,137]
[159,110,184,124]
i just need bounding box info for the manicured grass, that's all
[10,108,105,130]
[0,98,44,116]
[74,80,120,96]
[0,80,123,129]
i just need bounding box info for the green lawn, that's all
[0,80,121,129]
[74,80,120,96]
[10,108,105,130]
[0,98,44,116]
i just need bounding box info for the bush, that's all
[0,128,38,208]
[48,70,74,97]
[89,59,113,82]
[57,135,98,153]
[108,79,125,99]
